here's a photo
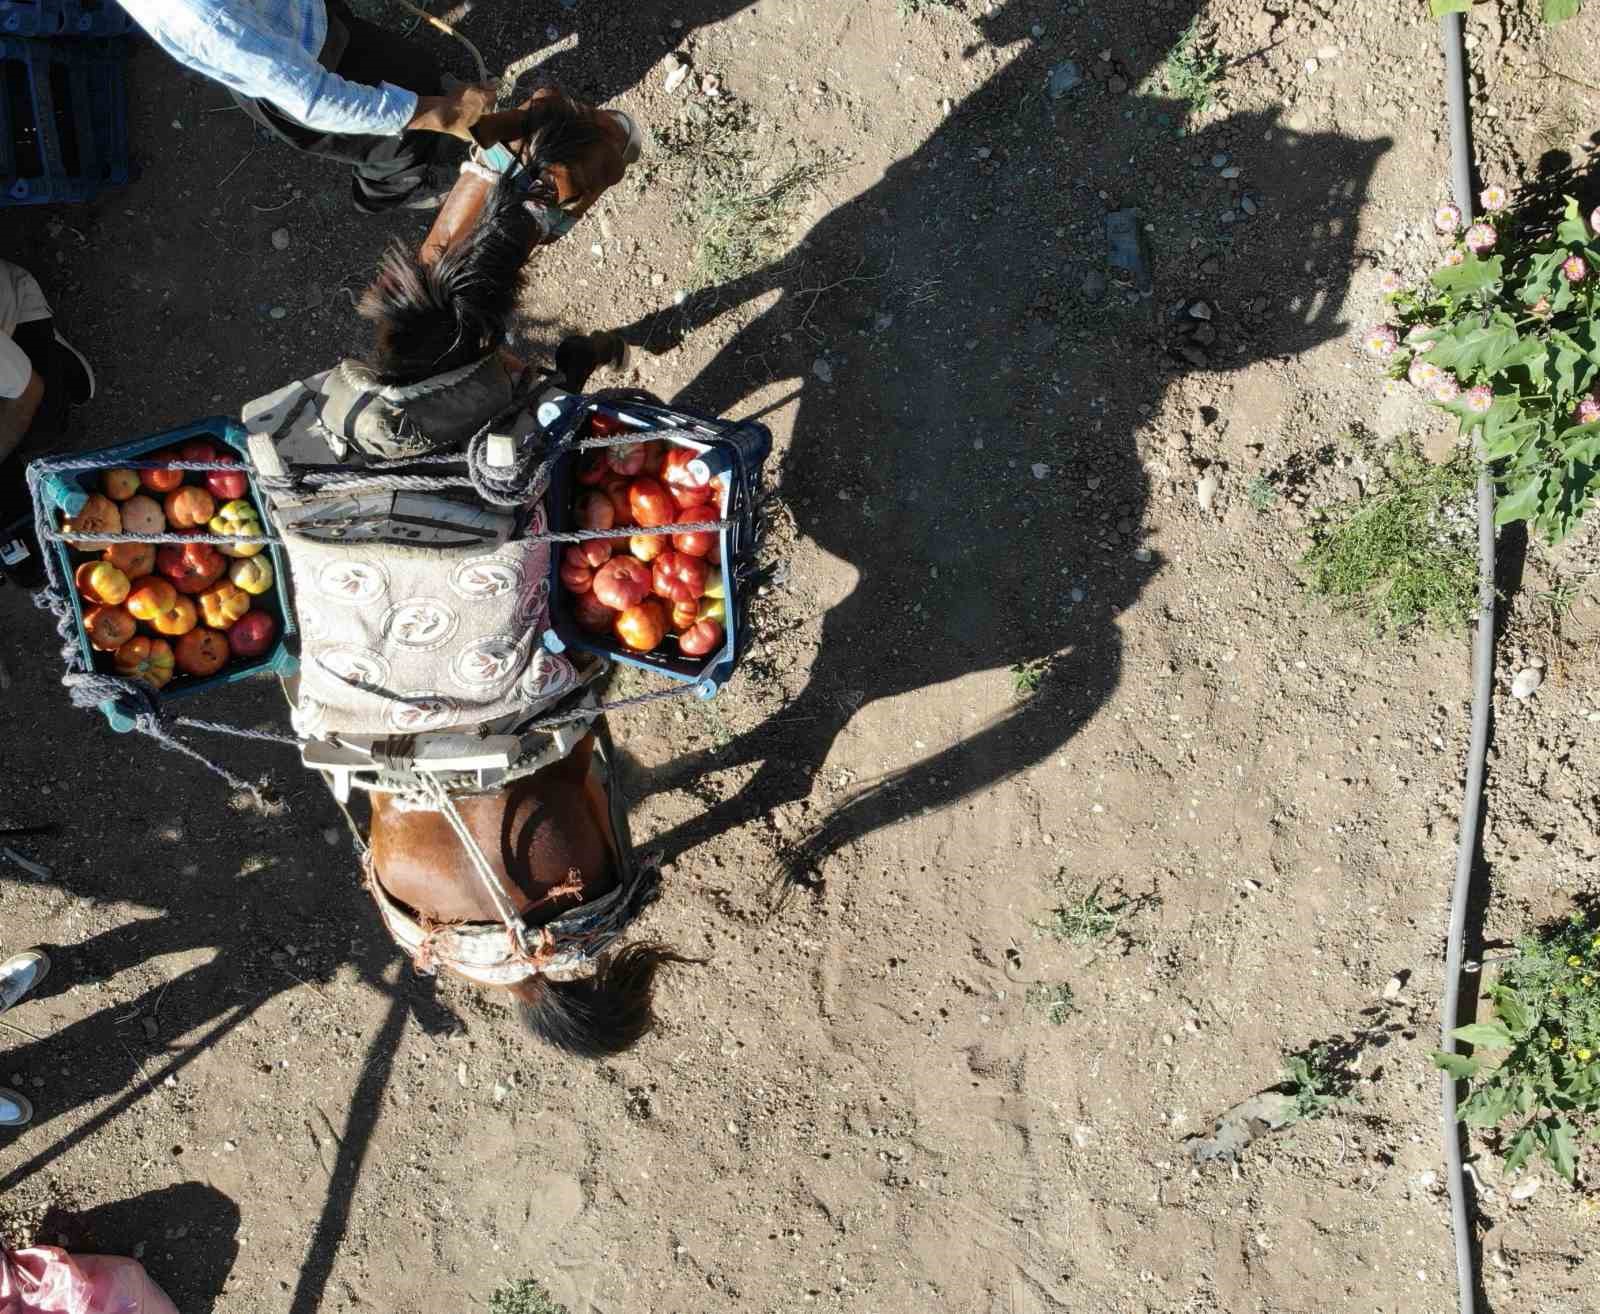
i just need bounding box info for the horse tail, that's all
[510,941,701,1057]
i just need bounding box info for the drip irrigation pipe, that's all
[1438,10,1492,1314]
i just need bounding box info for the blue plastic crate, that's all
[0,1,130,37]
[1,35,132,206]
[541,395,771,699]
[32,417,299,733]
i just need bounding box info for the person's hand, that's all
[406,81,500,141]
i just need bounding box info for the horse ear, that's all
[509,942,700,1057]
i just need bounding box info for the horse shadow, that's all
[607,1,1392,872]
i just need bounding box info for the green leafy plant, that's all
[1300,440,1479,632]
[1026,982,1076,1024]
[490,1280,568,1314]
[1281,1044,1358,1123]
[1011,657,1050,697]
[1370,196,1600,542]
[1035,879,1121,945]
[1430,0,1583,21]
[1432,914,1600,1183]
[1246,474,1278,511]
[1163,18,1225,113]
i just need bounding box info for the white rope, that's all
[418,776,535,955]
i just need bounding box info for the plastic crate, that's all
[32,417,299,733]
[0,35,132,206]
[0,1,131,37]
[541,394,771,698]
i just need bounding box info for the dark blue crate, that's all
[0,0,129,37]
[33,418,299,733]
[57,0,132,36]
[1,35,133,206]
[541,396,771,699]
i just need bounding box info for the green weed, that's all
[1163,18,1225,114]
[1434,912,1600,1183]
[1011,657,1050,697]
[489,1280,567,1314]
[1300,441,1479,633]
[1246,474,1278,511]
[1026,982,1076,1024]
[1280,1044,1357,1123]
[1035,879,1121,945]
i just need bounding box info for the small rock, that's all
[812,357,834,384]
[1187,300,1213,321]
[874,312,894,332]
[224,1140,238,1152]
[1196,473,1219,511]
[1191,323,1217,346]
[268,306,287,320]
[1383,975,1404,1000]
[1240,195,1259,216]
[270,227,290,251]
[1210,153,1229,168]
[1082,269,1108,302]
[651,271,665,287]
[1199,255,1222,276]
[456,1062,469,1088]
[141,1017,158,1039]
[976,146,992,160]
[1511,667,1543,700]
[663,55,690,94]
[1133,546,1152,563]
[1030,23,1044,37]
[1070,587,1085,603]
[1107,76,1128,94]
[1510,1178,1540,1200]
[1105,209,1152,292]
[1304,58,1319,75]
[1047,61,1084,98]
[701,73,723,99]
[322,827,340,846]
[1031,463,1050,480]
[493,1081,509,1104]
[1219,166,1240,179]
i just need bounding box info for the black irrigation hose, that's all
[1438,10,1493,1314]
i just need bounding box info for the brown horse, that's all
[348,89,693,1057]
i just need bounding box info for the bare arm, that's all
[0,369,43,465]
[404,81,499,140]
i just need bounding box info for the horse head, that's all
[356,88,639,386]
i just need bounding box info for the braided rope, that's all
[40,529,279,546]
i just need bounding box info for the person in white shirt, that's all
[0,262,93,589]
[118,0,496,214]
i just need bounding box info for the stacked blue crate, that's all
[0,31,133,205]
[0,1,131,38]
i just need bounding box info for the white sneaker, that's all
[0,949,49,1013]
[0,1087,32,1126]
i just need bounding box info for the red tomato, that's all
[576,452,611,486]
[573,539,613,569]
[614,599,667,653]
[661,446,712,499]
[559,556,594,593]
[176,439,217,464]
[641,441,666,475]
[606,443,646,477]
[651,550,709,604]
[672,506,717,558]
[628,477,675,527]
[575,492,615,531]
[589,412,631,436]
[139,448,184,494]
[601,477,634,526]
[574,592,618,633]
[669,598,699,630]
[629,531,667,563]
[678,618,725,658]
[707,538,722,567]
[593,555,653,610]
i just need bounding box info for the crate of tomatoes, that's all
[541,393,771,697]
[30,417,297,731]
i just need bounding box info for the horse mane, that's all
[357,96,608,384]
[511,941,699,1057]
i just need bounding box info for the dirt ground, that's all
[6,1,1600,1311]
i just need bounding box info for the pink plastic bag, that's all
[0,1247,178,1314]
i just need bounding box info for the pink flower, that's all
[1465,385,1493,414]
[1363,325,1399,357]
[1441,248,1466,268]
[1435,203,1462,233]
[1531,296,1552,318]
[1564,255,1589,284]
[1409,357,1442,389]
[1464,223,1497,254]
[1577,394,1600,425]
[1379,269,1404,294]
[1431,374,1460,404]
[1591,206,1600,237]
[1480,185,1508,212]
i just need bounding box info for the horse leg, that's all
[555,331,630,392]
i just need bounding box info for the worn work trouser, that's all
[232,0,444,214]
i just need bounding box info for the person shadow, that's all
[606,0,1392,877]
[39,1182,241,1314]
